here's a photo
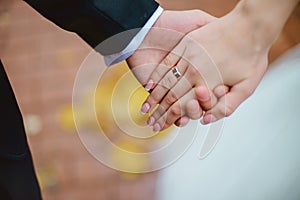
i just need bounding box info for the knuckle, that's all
[160,75,173,90]
[225,107,234,117]
[190,112,201,120]
[165,117,174,128]
[162,55,173,67]
[219,104,234,117]
[159,115,168,127]
[156,105,167,116]
[148,93,160,104]
[165,92,178,106]
[214,86,228,98]
[150,71,160,83]
[165,113,176,127]
[170,105,182,117]
[152,112,160,120]
[214,103,227,118]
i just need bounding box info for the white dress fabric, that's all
[156,44,300,200]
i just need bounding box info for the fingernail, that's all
[140,103,150,115]
[201,114,217,124]
[146,116,155,126]
[145,80,154,92]
[153,123,161,132]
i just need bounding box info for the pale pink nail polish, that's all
[147,116,155,126]
[145,80,154,92]
[153,123,161,132]
[140,103,150,115]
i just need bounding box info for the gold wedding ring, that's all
[172,67,181,79]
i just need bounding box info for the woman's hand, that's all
[141,6,273,132]
[141,0,299,132]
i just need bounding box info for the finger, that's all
[148,104,168,126]
[150,79,207,125]
[201,81,255,124]
[141,60,189,114]
[183,86,216,120]
[174,116,190,127]
[194,85,218,111]
[185,99,203,120]
[144,44,186,92]
[213,85,230,98]
[157,68,197,114]
[152,90,196,132]
[155,61,206,116]
[147,76,193,126]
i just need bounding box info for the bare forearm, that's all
[233,0,299,48]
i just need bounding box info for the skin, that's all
[140,0,299,132]
[127,9,229,127]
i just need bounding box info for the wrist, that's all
[232,3,275,50]
[232,0,298,49]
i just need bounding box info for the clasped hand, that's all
[127,8,271,132]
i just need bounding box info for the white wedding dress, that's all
[156,45,300,200]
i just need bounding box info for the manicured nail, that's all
[200,114,217,124]
[140,103,150,115]
[145,80,154,92]
[147,116,155,126]
[153,123,161,132]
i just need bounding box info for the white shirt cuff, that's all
[104,6,164,66]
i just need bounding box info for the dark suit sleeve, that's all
[24,0,159,55]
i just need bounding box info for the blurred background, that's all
[0,0,299,199]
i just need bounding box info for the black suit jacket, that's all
[0,1,158,198]
[25,0,159,55]
[0,2,159,198]
[0,0,158,159]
